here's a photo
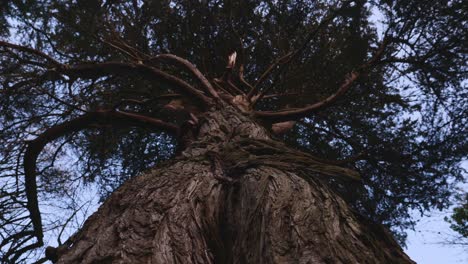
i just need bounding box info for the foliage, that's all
[444,192,468,244]
[0,0,466,262]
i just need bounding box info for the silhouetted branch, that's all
[237,64,252,94]
[226,79,245,95]
[255,37,389,122]
[56,62,213,106]
[0,41,213,107]
[23,110,179,246]
[248,0,353,102]
[0,41,61,67]
[146,54,220,99]
[247,51,292,100]
[100,38,140,60]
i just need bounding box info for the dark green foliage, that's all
[445,193,468,243]
[0,0,466,261]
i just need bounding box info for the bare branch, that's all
[54,61,213,106]
[21,20,75,60]
[33,86,87,113]
[248,0,354,101]
[100,38,141,60]
[146,54,220,99]
[237,64,252,94]
[212,79,235,98]
[23,110,179,244]
[254,71,359,122]
[248,51,293,99]
[1,41,214,106]
[255,38,389,122]
[226,79,245,95]
[0,41,61,67]
[99,14,150,61]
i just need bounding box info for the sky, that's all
[405,210,468,263]
[404,161,467,263]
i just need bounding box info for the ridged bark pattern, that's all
[55,107,414,263]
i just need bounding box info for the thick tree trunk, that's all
[52,106,414,263]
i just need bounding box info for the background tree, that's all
[443,192,468,246]
[0,0,466,263]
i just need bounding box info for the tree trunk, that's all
[52,106,414,263]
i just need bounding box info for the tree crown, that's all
[0,0,466,262]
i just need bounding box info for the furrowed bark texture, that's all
[55,107,414,264]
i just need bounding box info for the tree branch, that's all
[0,41,61,67]
[254,71,359,122]
[145,54,220,99]
[247,52,293,100]
[237,64,252,94]
[248,0,353,101]
[55,62,212,106]
[1,41,214,107]
[255,37,389,122]
[23,110,179,244]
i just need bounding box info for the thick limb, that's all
[23,110,179,245]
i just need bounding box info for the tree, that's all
[444,192,468,246]
[0,0,466,263]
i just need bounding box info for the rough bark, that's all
[53,106,414,264]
